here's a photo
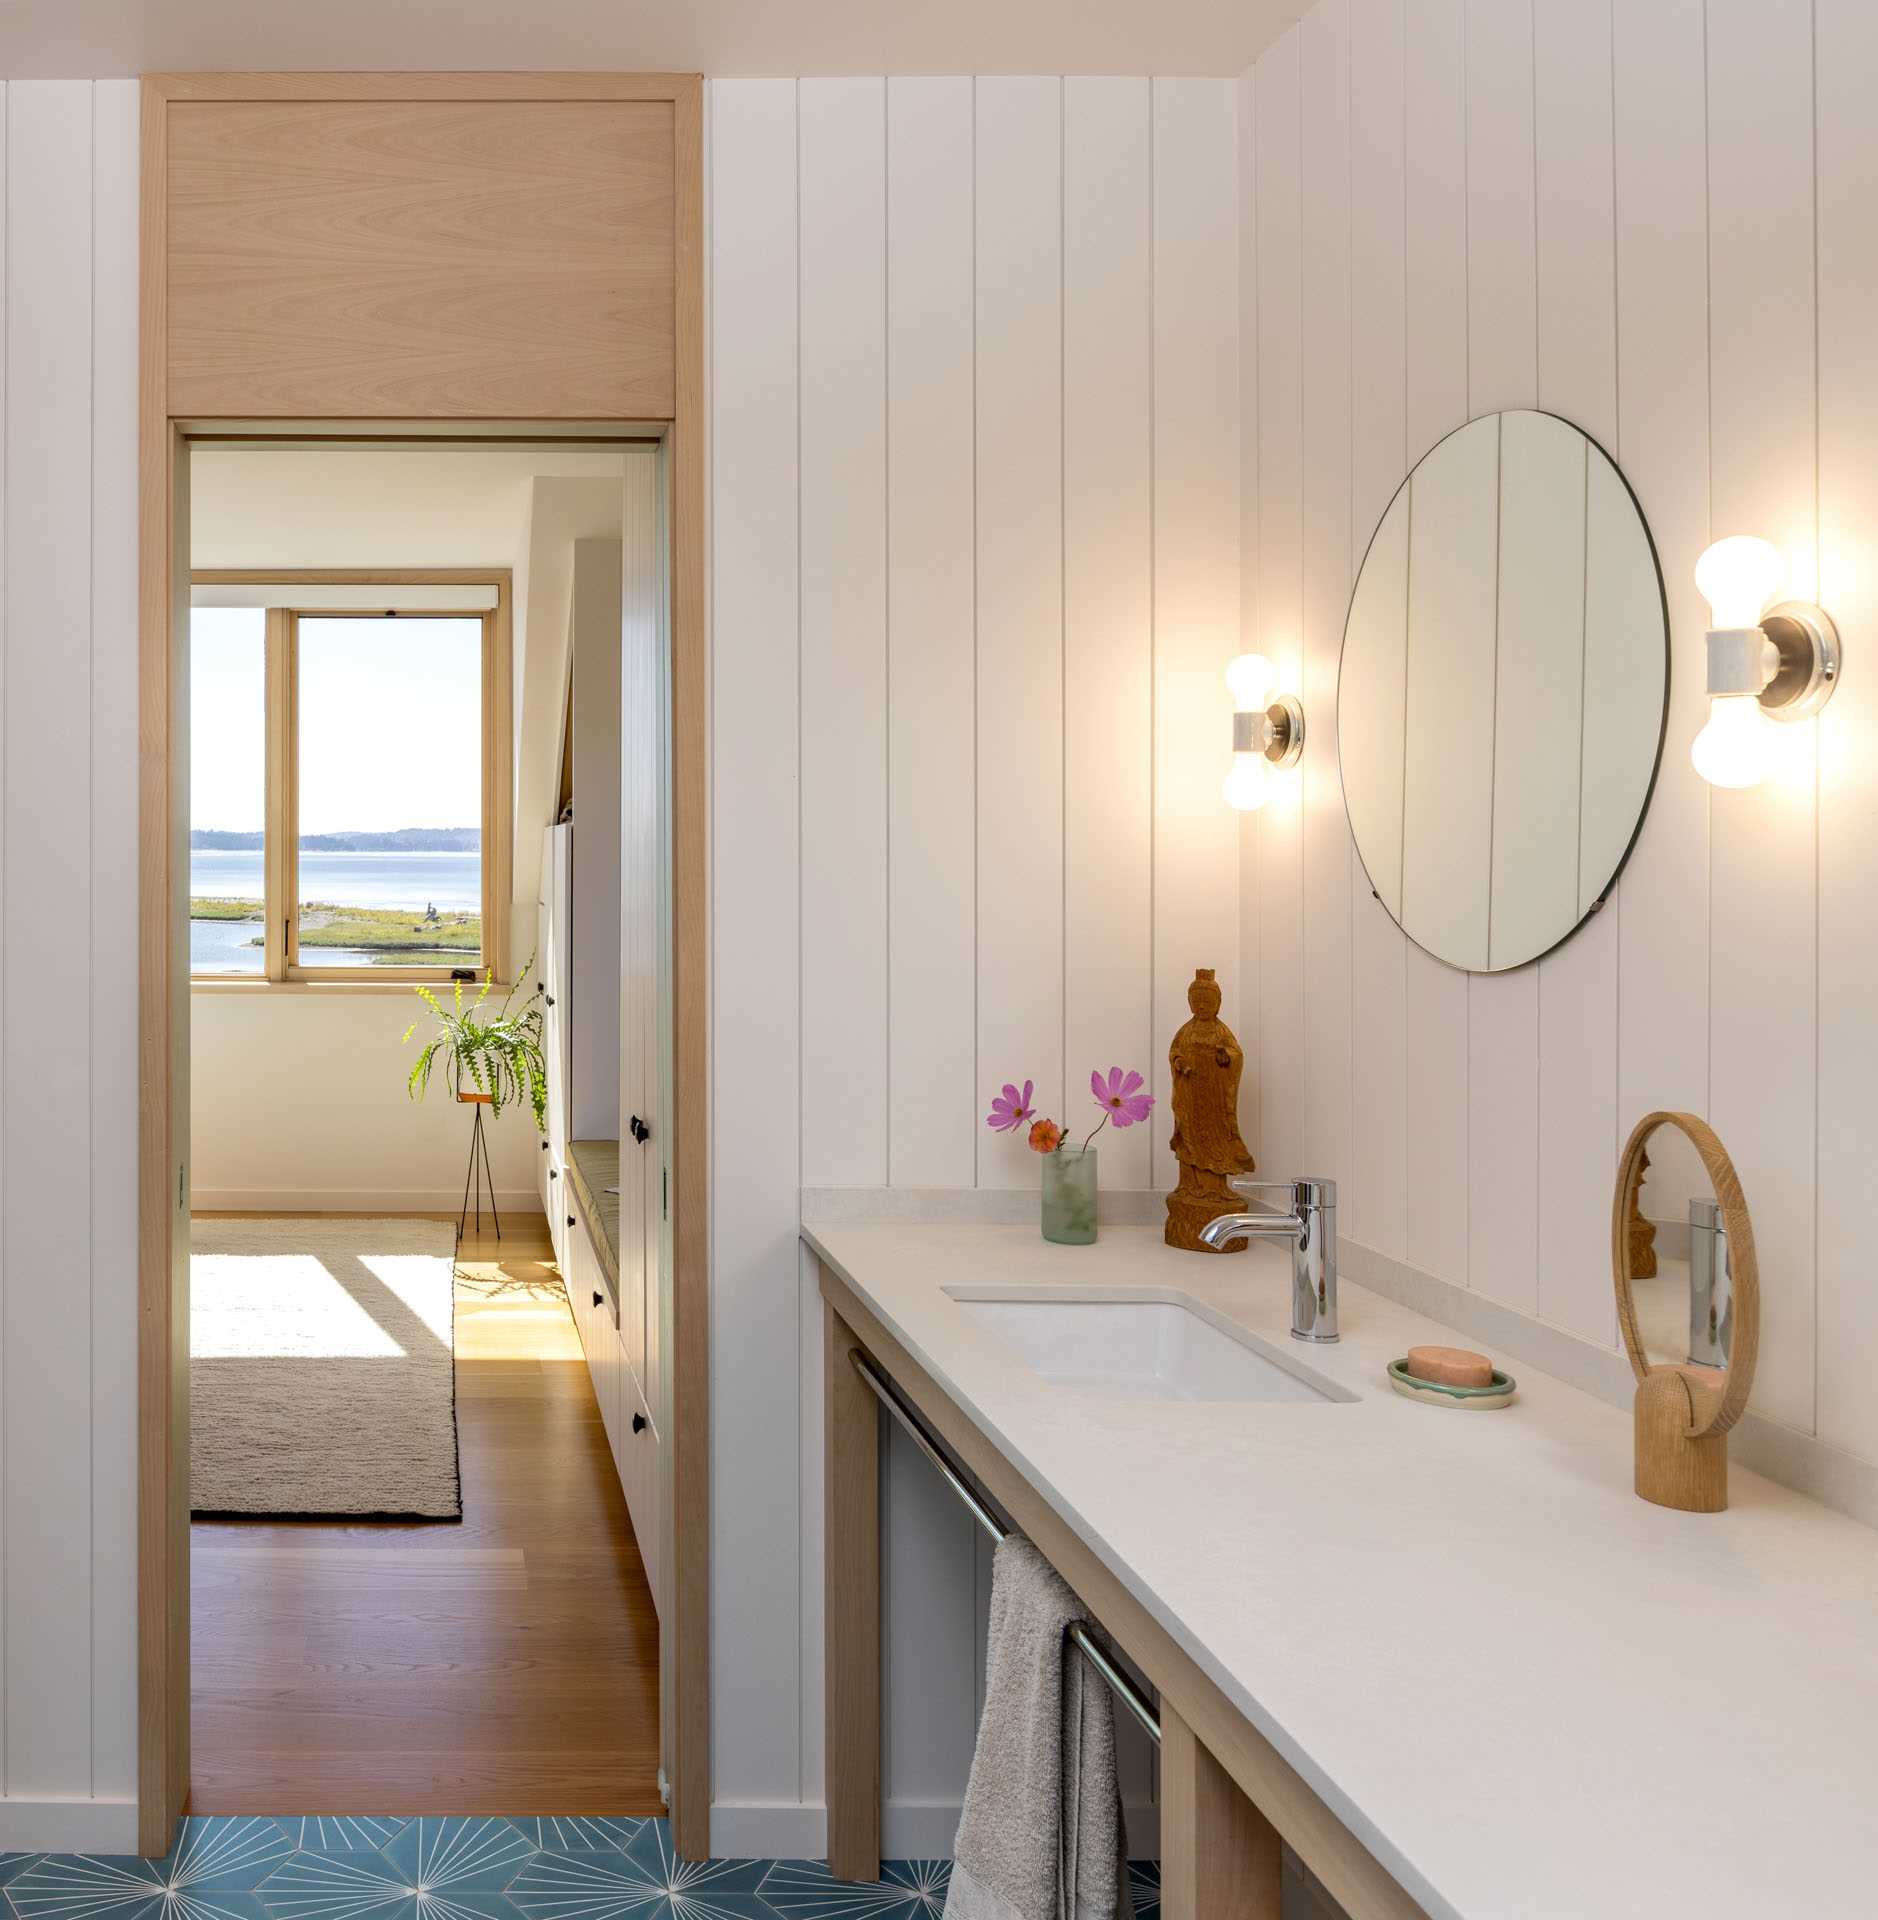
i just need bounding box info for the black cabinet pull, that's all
[567,1215,576,1228]
[632,1412,647,1434]
[548,1167,558,1180]
[592,1291,604,1309]
[540,1139,549,1152]
[545,993,556,1007]
[629,1114,651,1144]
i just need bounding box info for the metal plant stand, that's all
[456,1088,501,1244]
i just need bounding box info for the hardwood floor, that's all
[189,1214,662,1814]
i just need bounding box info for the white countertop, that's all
[802,1220,1878,1920]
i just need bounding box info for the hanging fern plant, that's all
[403,962,549,1132]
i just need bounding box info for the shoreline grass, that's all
[191,896,481,965]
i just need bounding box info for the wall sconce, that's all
[1224,653,1304,811]
[1690,536,1840,789]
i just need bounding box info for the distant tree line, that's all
[191,827,481,853]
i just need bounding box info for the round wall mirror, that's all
[1339,410,1669,973]
[1611,1111,1760,1511]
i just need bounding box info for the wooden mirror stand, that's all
[1611,1111,1761,1513]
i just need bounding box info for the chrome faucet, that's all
[1199,1176,1338,1343]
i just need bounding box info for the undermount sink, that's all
[947,1291,1355,1404]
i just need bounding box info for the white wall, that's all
[1239,0,1878,1509]
[0,78,141,1850]
[709,74,1241,1856]
[190,992,543,1214]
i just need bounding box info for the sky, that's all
[190,609,482,836]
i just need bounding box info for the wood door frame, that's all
[138,71,709,1858]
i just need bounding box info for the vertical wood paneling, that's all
[1460,0,1539,1316]
[1400,0,1469,1284]
[886,77,977,1191]
[799,78,888,1189]
[1610,0,1711,1139]
[1152,77,1242,1183]
[1063,78,1152,1189]
[0,74,10,1796]
[1298,3,1353,1202]
[1253,32,1305,1181]
[1235,64,1262,1162]
[1346,0,1409,1259]
[1236,0,1878,1510]
[1816,0,1878,1463]
[1704,0,1819,1433]
[708,77,804,1803]
[974,77,1063,1187]
[89,77,140,1800]
[5,78,94,1793]
[1532,0,1621,1346]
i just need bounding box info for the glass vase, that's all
[1041,1146,1098,1246]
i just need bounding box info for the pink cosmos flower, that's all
[986,1080,1037,1133]
[1091,1067,1154,1128]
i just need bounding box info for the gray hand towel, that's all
[944,1536,1132,1920]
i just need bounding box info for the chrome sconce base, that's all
[1233,693,1306,768]
[1756,601,1841,722]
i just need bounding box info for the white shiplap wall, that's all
[1242,0,1878,1493]
[0,78,140,1850]
[709,75,1240,1855]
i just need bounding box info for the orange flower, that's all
[1028,1118,1064,1154]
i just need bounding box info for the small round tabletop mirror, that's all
[1612,1112,1760,1512]
[1340,410,1669,973]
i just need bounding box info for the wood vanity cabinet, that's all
[819,1263,1427,1920]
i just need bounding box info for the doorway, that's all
[140,61,707,1863]
[181,446,666,1811]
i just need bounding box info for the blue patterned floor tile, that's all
[256,1847,414,1920]
[7,1854,168,1920]
[755,1857,948,1919]
[379,1825,535,1896]
[0,1817,1152,1920]
[272,1827,410,1863]
[499,1826,639,1863]
[1126,1860,1159,1916]
[158,1894,271,1920]
[168,1823,297,1893]
[505,1848,658,1920]
[619,1828,765,1901]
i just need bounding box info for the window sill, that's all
[191,977,516,996]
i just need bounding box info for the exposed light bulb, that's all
[1695,536,1786,630]
[1691,693,1773,790]
[1224,752,1271,811]
[1225,652,1276,711]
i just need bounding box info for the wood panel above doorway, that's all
[157,78,682,419]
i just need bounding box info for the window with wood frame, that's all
[188,572,512,984]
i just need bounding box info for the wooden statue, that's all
[1626,1144,1658,1278]
[1165,968,1257,1252]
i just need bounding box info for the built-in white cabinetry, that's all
[537,825,573,1273]
[531,504,667,1629]
[570,540,623,1143]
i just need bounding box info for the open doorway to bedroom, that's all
[181,438,669,1813]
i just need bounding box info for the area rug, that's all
[190,1217,461,1518]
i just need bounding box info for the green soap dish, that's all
[1387,1358,1517,1410]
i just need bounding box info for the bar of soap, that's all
[1406,1344,1494,1388]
